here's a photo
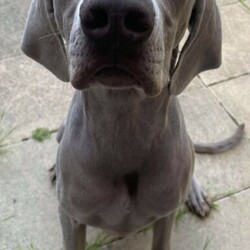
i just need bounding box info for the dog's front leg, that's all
[151,212,176,250]
[59,207,86,250]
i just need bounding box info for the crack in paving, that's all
[214,185,250,202]
[219,102,242,126]
[207,72,250,87]
[0,129,59,149]
[238,0,250,10]
[206,85,243,127]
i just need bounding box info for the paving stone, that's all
[183,77,204,93]
[0,136,101,250]
[0,55,73,143]
[217,0,238,6]
[172,189,250,250]
[180,88,239,142]
[0,0,31,59]
[179,87,250,198]
[209,74,250,138]
[200,3,250,85]
[0,136,62,250]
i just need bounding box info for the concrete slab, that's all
[0,0,31,59]
[217,0,238,6]
[179,87,250,198]
[0,136,106,250]
[209,74,250,138]
[0,136,62,250]
[172,188,250,250]
[183,77,204,93]
[194,137,250,199]
[200,3,250,85]
[0,56,73,143]
[179,88,239,143]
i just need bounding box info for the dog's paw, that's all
[49,164,56,185]
[185,178,211,217]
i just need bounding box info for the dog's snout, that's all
[80,0,155,44]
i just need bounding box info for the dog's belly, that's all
[58,160,191,235]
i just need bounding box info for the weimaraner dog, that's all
[22,0,244,249]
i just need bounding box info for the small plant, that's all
[0,112,16,154]
[137,223,153,234]
[0,214,15,222]
[86,222,153,249]
[175,208,188,223]
[16,243,39,250]
[212,189,239,202]
[203,235,213,250]
[210,201,220,210]
[32,128,52,142]
[220,190,238,199]
[86,233,122,250]
[239,0,250,11]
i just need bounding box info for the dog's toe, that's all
[186,178,211,217]
[49,164,57,185]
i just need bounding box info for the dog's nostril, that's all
[124,11,150,33]
[83,8,108,30]
[80,1,155,43]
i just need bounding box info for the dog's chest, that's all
[56,95,193,233]
[57,132,192,234]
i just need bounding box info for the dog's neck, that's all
[81,86,171,134]
[78,86,173,167]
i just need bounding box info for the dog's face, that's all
[22,0,221,96]
[53,0,194,96]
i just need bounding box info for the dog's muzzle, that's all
[70,0,160,95]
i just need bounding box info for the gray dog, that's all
[22,0,244,249]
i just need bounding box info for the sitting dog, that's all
[22,0,244,249]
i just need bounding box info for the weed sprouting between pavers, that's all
[239,0,250,11]
[31,127,52,142]
[16,243,39,250]
[203,235,213,250]
[0,111,16,154]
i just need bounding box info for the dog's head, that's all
[22,0,221,96]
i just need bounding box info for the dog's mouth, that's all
[93,66,141,87]
[71,65,142,91]
[70,63,164,97]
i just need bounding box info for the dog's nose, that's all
[80,0,155,45]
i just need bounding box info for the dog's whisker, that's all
[38,32,62,40]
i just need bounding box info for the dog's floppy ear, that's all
[170,0,222,95]
[21,0,69,82]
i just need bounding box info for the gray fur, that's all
[21,0,241,249]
